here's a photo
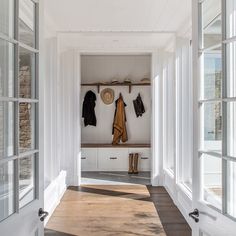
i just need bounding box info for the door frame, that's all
[75,50,164,187]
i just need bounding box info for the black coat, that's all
[133,93,145,117]
[82,90,97,126]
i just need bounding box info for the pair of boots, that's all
[128,153,139,174]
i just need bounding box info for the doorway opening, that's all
[80,54,152,185]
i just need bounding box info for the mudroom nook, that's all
[80,55,152,184]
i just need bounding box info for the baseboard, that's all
[44,170,67,225]
[163,171,194,228]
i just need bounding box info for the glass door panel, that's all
[19,47,35,99]
[202,0,221,49]
[202,154,222,209]
[226,42,236,98]
[227,102,236,157]
[19,155,35,208]
[0,160,14,222]
[19,0,36,48]
[202,102,222,153]
[227,161,236,218]
[0,0,14,38]
[0,0,42,234]
[203,50,222,100]
[0,39,14,98]
[0,102,14,158]
[226,0,236,38]
[19,103,35,153]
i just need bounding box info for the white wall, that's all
[60,50,81,185]
[43,14,61,188]
[81,55,151,83]
[81,86,151,144]
[81,55,151,144]
[44,37,60,188]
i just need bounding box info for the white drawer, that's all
[128,148,151,171]
[81,148,97,171]
[98,148,129,171]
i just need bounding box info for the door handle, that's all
[189,209,199,223]
[38,208,49,222]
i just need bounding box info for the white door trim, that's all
[66,49,165,187]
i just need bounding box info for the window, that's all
[175,39,193,190]
[199,0,236,219]
[163,54,175,173]
[0,0,38,221]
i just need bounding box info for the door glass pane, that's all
[227,42,236,98]
[19,155,35,208]
[227,102,236,157]
[19,0,35,48]
[203,154,222,209]
[202,102,222,153]
[203,49,222,100]
[202,0,221,49]
[19,47,35,99]
[226,0,236,38]
[0,161,14,221]
[0,102,14,158]
[227,161,236,218]
[0,39,14,98]
[0,0,14,37]
[19,103,35,153]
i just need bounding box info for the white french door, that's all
[191,0,236,235]
[0,0,45,236]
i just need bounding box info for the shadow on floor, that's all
[68,185,152,202]
[45,229,76,236]
[68,185,192,236]
[81,171,151,185]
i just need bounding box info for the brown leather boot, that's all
[128,153,134,174]
[133,153,139,174]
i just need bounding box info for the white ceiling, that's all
[58,32,176,52]
[45,0,191,51]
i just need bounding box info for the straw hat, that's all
[100,88,115,105]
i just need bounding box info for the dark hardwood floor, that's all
[147,186,191,236]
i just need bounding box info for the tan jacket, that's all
[112,96,128,144]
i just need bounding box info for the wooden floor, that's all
[45,185,191,236]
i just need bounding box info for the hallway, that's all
[45,185,191,236]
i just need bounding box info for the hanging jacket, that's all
[112,94,128,144]
[133,93,145,117]
[82,90,97,126]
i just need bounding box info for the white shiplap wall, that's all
[81,55,151,144]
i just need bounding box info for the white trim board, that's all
[44,170,67,226]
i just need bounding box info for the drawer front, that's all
[128,148,151,171]
[98,148,129,171]
[81,148,97,171]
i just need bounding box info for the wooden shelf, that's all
[81,143,151,148]
[81,82,151,93]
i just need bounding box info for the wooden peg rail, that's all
[81,82,151,94]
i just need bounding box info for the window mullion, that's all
[14,0,20,213]
[221,0,227,215]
